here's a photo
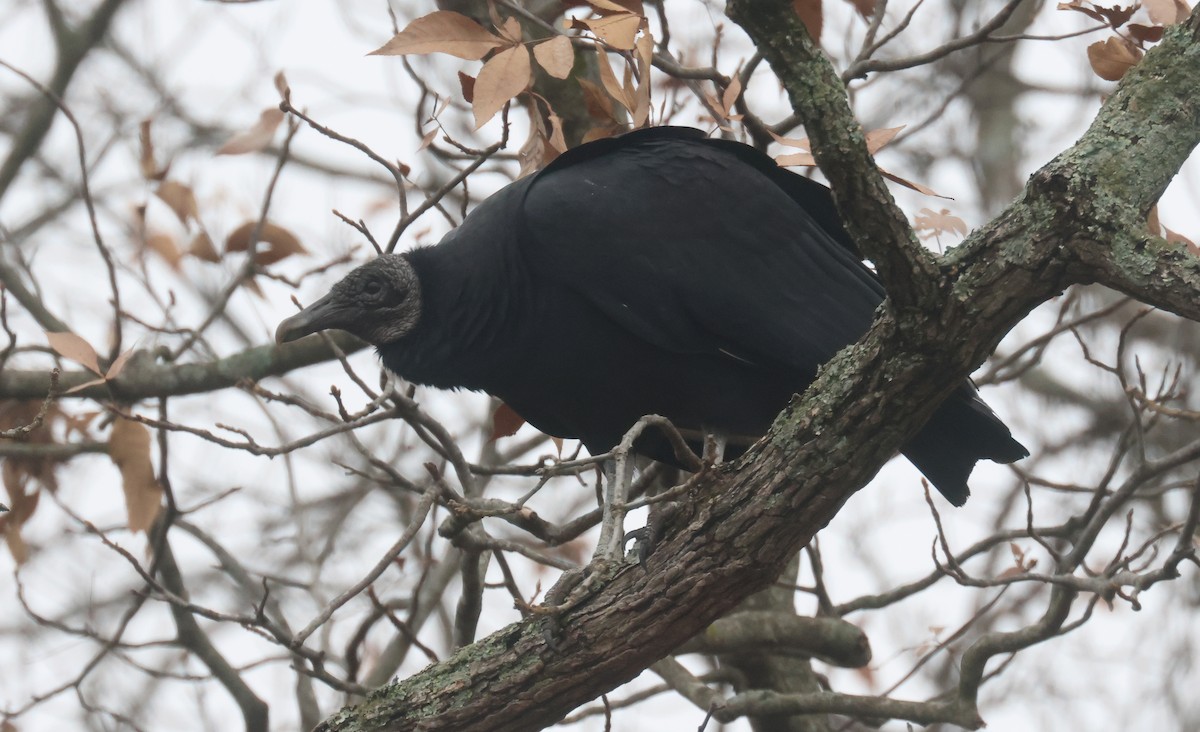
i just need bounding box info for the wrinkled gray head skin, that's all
[275,254,422,346]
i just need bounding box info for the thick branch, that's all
[677,611,870,668]
[0,333,365,401]
[0,0,129,202]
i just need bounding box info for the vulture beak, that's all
[275,293,347,344]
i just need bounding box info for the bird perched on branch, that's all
[276,126,1027,505]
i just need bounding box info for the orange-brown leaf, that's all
[772,131,816,166]
[138,119,166,181]
[497,16,523,44]
[1057,1,1106,22]
[105,348,135,380]
[145,232,184,270]
[579,78,618,123]
[216,108,285,155]
[880,168,949,198]
[187,230,220,263]
[632,32,654,127]
[458,71,476,103]
[46,332,102,375]
[490,402,525,441]
[225,221,307,265]
[473,44,531,128]
[596,49,634,114]
[588,0,645,14]
[532,36,574,80]
[0,487,40,564]
[581,122,624,143]
[1127,23,1165,44]
[865,125,904,154]
[518,118,554,179]
[721,74,743,118]
[914,207,968,239]
[776,151,817,167]
[1144,0,1191,25]
[273,70,291,102]
[570,13,640,50]
[547,112,568,153]
[154,180,199,224]
[370,11,506,60]
[1164,225,1197,254]
[793,0,824,42]
[108,418,163,533]
[1087,36,1142,81]
[844,0,875,18]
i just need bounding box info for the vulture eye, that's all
[362,280,385,299]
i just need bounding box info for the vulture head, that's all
[275,254,422,346]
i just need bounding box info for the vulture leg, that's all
[591,456,637,564]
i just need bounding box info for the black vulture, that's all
[276,126,1027,505]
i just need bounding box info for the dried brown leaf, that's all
[632,32,653,127]
[793,0,824,42]
[1127,23,1166,44]
[844,0,875,18]
[370,10,506,60]
[1087,36,1142,81]
[154,180,199,224]
[570,13,640,50]
[216,108,285,156]
[108,418,163,533]
[581,122,623,143]
[771,131,816,166]
[771,132,811,149]
[497,16,523,44]
[1164,225,1197,253]
[490,402,525,441]
[273,70,291,103]
[589,0,645,14]
[579,78,618,123]
[532,36,574,79]
[596,48,634,114]
[225,221,308,265]
[145,232,184,270]
[518,117,553,179]
[547,112,568,153]
[472,44,531,128]
[1147,204,1162,235]
[880,168,949,198]
[1056,2,1107,23]
[1096,3,1136,28]
[105,348,135,380]
[865,125,904,153]
[62,377,107,396]
[458,71,476,103]
[776,151,817,167]
[721,74,743,118]
[1144,0,1192,25]
[46,332,102,375]
[187,230,221,263]
[0,487,39,564]
[914,207,968,239]
[138,119,166,180]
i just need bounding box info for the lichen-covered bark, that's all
[317,10,1200,732]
